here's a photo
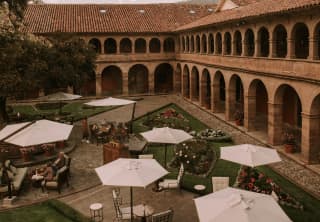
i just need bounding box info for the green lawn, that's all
[0,200,90,222]
[11,102,116,122]
[133,103,320,222]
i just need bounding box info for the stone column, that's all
[211,83,221,113]
[268,102,283,145]
[231,40,236,56]
[269,38,276,58]
[286,38,295,59]
[95,73,102,96]
[308,37,316,60]
[132,39,135,54]
[122,72,129,95]
[300,113,320,163]
[242,40,247,56]
[149,70,154,95]
[244,95,256,131]
[254,39,260,57]
[226,88,236,121]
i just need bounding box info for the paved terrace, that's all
[1,95,320,221]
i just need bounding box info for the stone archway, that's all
[244,29,255,56]
[101,66,122,95]
[89,38,101,53]
[175,64,182,93]
[208,33,214,54]
[271,85,302,150]
[258,27,270,57]
[234,31,242,56]
[228,75,244,122]
[273,24,287,58]
[120,38,132,53]
[246,79,268,132]
[216,33,222,54]
[149,38,161,53]
[191,67,200,102]
[292,23,309,59]
[212,71,226,113]
[201,69,211,109]
[135,38,146,53]
[154,63,173,93]
[224,32,232,55]
[128,64,149,94]
[303,94,320,163]
[183,65,190,98]
[104,38,117,54]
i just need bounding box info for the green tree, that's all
[0,30,97,125]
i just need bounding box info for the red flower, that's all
[250,178,255,183]
[266,178,272,183]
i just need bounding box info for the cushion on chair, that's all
[159,179,178,189]
[212,177,229,193]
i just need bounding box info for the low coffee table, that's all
[134,204,154,222]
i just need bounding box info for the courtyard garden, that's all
[133,103,320,222]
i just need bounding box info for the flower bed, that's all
[143,108,191,131]
[196,128,232,142]
[171,139,216,175]
[235,166,303,210]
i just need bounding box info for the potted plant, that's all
[233,110,244,126]
[283,131,295,153]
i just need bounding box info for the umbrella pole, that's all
[130,186,133,222]
[164,144,167,169]
[130,103,136,134]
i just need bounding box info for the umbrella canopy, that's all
[140,127,193,144]
[38,92,82,101]
[4,120,73,147]
[85,97,136,106]
[220,144,281,167]
[95,158,168,222]
[194,187,292,222]
[0,122,31,140]
[95,158,168,187]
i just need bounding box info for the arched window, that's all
[89,38,101,53]
[201,34,207,53]
[181,36,186,52]
[149,38,161,53]
[190,36,195,52]
[164,38,175,52]
[196,35,200,53]
[292,23,309,59]
[258,27,269,57]
[135,38,146,53]
[234,31,242,56]
[104,38,117,54]
[244,29,255,56]
[224,32,231,55]
[208,33,214,54]
[273,25,287,58]
[120,38,132,53]
[216,33,222,54]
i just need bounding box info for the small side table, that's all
[194,184,206,197]
[89,203,103,222]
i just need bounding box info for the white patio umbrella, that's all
[38,92,82,113]
[140,127,193,168]
[194,187,292,222]
[220,144,281,167]
[85,97,136,132]
[3,119,73,147]
[95,158,168,222]
[38,92,82,101]
[0,122,31,141]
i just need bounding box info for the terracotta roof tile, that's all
[23,4,216,33]
[176,0,320,31]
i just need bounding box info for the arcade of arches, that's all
[175,63,320,164]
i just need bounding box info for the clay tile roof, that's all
[176,0,320,32]
[23,4,216,34]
